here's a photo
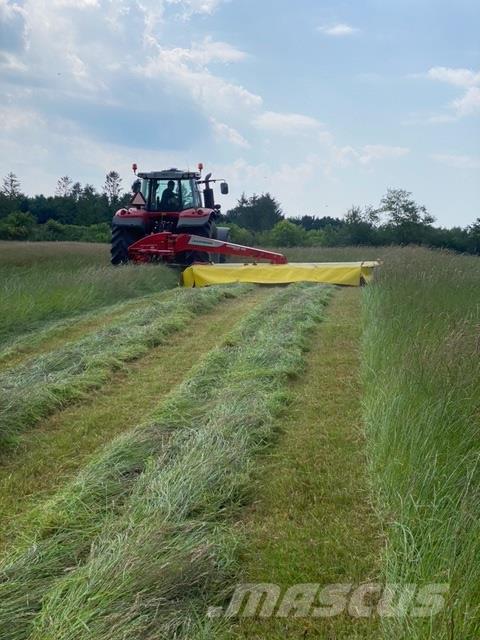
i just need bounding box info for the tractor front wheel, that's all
[179,220,217,265]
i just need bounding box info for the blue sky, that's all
[0,0,478,226]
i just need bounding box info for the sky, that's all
[0,0,479,226]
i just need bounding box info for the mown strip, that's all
[0,284,331,640]
[0,291,175,371]
[362,247,480,640]
[0,285,252,451]
[0,288,270,553]
[221,288,381,639]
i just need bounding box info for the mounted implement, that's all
[111,163,380,286]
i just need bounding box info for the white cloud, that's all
[253,111,324,134]
[317,23,359,37]
[0,51,27,71]
[424,66,480,119]
[358,145,410,165]
[166,0,225,17]
[431,153,480,169]
[452,87,480,116]
[146,37,246,67]
[141,42,261,114]
[323,144,410,174]
[0,105,44,131]
[210,118,250,148]
[424,114,457,124]
[52,0,100,7]
[427,66,480,88]
[0,0,26,21]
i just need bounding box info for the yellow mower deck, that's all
[182,261,379,288]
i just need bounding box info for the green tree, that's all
[0,211,35,239]
[381,189,434,226]
[71,182,82,201]
[305,229,328,246]
[226,193,283,232]
[103,171,122,204]
[380,189,435,244]
[227,223,255,246]
[467,218,480,254]
[55,176,73,198]
[269,220,307,246]
[343,205,378,244]
[2,172,22,199]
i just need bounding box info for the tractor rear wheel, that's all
[111,227,140,265]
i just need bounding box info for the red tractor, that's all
[111,163,287,267]
[111,164,231,266]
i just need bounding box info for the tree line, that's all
[0,171,479,254]
[0,171,126,242]
[222,191,480,254]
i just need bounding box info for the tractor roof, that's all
[137,168,200,180]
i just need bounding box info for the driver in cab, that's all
[158,180,179,210]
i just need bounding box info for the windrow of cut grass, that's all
[0,287,270,553]
[0,285,251,451]
[362,247,480,639]
[0,241,178,343]
[0,291,169,370]
[0,283,332,640]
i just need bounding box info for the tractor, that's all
[111,164,232,266]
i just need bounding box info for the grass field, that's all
[362,247,480,639]
[0,241,178,343]
[0,241,478,639]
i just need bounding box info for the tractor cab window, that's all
[179,179,201,209]
[139,179,149,201]
[150,179,181,211]
[149,178,201,211]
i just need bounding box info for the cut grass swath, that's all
[0,283,331,640]
[0,289,270,553]
[0,285,252,451]
[0,291,170,370]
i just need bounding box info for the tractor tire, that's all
[216,226,230,263]
[179,219,216,265]
[111,227,140,265]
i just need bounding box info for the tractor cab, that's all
[133,169,202,212]
[132,168,228,213]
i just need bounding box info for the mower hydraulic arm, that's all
[128,232,288,265]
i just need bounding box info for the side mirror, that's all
[220,182,229,195]
[214,204,221,210]
[132,179,141,194]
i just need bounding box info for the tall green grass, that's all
[0,286,251,451]
[0,284,331,640]
[0,241,178,342]
[281,245,385,262]
[362,247,480,639]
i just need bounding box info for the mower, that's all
[111,163,379,287]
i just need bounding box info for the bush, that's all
[226,223,255,246]
[33,221,111,243]
[0,212,36,240]
[269,220,307,247]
